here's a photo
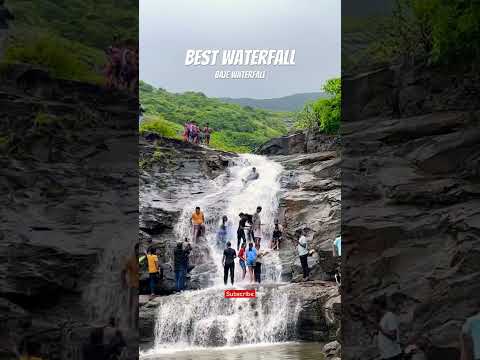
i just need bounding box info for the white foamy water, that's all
[143,154,300,356]
[173,154,284,285]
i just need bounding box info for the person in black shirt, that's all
[272,223,283,250]
[237,213,248,250]
[174,243,185,292]
[223,241,237,285]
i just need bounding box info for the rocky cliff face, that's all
[342,64,480,359]
[139,133,341,349]
[0,67,138,358]
[139,135,235,293]
[257,130,341,281]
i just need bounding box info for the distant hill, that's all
[220,92,327,112]
[140,81,292,153]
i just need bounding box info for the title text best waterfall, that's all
[185,49,296,66]
[185,49,296,80]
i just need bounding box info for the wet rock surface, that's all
[259,133,341,282]
[139,133,341,351]
[343,64,480,359]
[139,136,235,294]
[0,67,138,358]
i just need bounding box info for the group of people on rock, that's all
[144,238,193,295]
[183,121,213,145]
[104,39,138,93]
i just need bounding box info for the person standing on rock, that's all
[191,206,205,243]
[174,243,186,292]
[297,229,310,280]
[217,215,229,246]
[460,310,480,360]
[237,213,248,250]
[222,241,236,286]
[182,238,192,289]
[246,242,257,283]
[254,243,263,283]
[146,248,159,297]
[252,206,263,246]
[373,297,403,360]
[203,123,212,145]
[271,220,283,250]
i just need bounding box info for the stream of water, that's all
[142,154,317,357]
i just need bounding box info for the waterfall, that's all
[173,154,284,285]
[152,287,301,351]
[144,154,299,355]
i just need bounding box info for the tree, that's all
[295,78,341,134]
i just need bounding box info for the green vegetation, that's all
[140,81,290,153]
[3,0,138,82]
[4,35,103,83]
[294,78,340,134]
[345,0,480,70]
[140,116,183,140]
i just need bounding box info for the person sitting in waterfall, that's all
[174,242,185,292]
[217,215,229,246]
[271,221,283,250]
[222,241,237,286]
[238,242,247,280]
[191,206,205,243]
[146,248,159,297]
[254,243,264,284]
[246,242,257,284]
[242,167,259,185]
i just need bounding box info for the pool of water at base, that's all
[141,342,325,360]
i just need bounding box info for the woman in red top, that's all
[238,242,247,280]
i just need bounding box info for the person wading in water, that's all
[246,242,257,284]
[237,213,248,250]
[191,206,205,243]
[222,241,236,286]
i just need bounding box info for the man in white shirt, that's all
[461,311,480,360]
[373,297,403,360]
[296,229,309,280]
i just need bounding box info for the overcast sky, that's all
[140,0,340,99]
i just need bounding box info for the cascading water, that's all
[173,153,284,285]
[142,154,301,357]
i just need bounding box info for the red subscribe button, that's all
[224,289,256,298]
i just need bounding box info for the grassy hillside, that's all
[3,0,138,83]
[219,92,327,112]
[140,81,291,153]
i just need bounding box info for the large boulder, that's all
[256,132,306,155]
